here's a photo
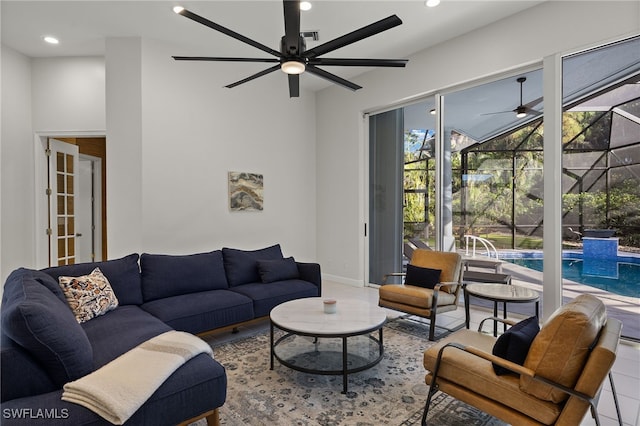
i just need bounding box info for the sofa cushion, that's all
[58,267,119,323]
[257,257,300,283]
[0,354,227,426]
[1,268,94,387]
[142,290,255,334]
[42,253,142,305]
[229,279,319,317]
[81,305,173,369]
[404,264,441,289]
[222,244,283,287]
[140,250,229,302]
[492,316,539,375]
[520,294,606,403]
[0,334,58,402]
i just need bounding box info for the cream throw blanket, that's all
[62,330,212,425]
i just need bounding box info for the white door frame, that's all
[34,131,105,268]
[77,154,102,263]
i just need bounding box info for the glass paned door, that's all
[48,139,79,266]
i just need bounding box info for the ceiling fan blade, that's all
[288,74,300,98]
[308,58,408,67]
[305,65,362,91]
[480,110,513,116]
[283,0,301,56]
[225,64,281,88]
[523,96,543,109]
[176,8,281,58]
[173,56,280,63]
[303,15,402,59]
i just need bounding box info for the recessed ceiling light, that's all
[425,0,441,7]
[300,2,312,11]
[43,36,59,45]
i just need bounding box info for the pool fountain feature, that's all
[582,229,619,278]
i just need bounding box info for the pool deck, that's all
[473,255,640,341]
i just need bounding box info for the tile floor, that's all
[319,280,640,426]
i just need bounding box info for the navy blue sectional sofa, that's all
[1,244,321,425]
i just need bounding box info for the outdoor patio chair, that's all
[421,294,623,426]
[379,249,464,341]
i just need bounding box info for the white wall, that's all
[1,46,34,285]
[31,57,105,132]
[142,40,316,261]
[105,38,143,258]
[135,38,317,259]
[315,0,640,285]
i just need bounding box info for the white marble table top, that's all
[465,283,539,302]
[270,298,387,335]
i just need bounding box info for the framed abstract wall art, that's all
[228,172,264,211]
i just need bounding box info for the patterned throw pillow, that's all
[58,267,119,323]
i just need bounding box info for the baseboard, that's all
[321,273,364,288]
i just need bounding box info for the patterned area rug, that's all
[198,318,507,426]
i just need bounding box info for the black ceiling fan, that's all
[483,77,541,118]
[172,1,408,97]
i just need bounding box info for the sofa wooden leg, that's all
[177,409,220,426]
[206,408,220,426]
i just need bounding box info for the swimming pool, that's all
[502,252,640,298]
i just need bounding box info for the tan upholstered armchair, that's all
[421,294,622,426]
[378,249,464,341]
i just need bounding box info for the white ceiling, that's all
[1,0,544,92]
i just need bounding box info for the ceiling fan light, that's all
[281,61,305,75]
[173,6,185,14]
[516,109,527,118]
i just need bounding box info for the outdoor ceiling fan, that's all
[483,77,541,118]
[172,1,409,97]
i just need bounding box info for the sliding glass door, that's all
[368,109,404,285]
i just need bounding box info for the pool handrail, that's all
[464,235,499,259]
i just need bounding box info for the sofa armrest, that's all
[1,337,57,402]
[296,262,321,294]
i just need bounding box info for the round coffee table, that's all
[464,283,540,336]
[270,298,387,393]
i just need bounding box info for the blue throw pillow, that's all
[404,264,442,289]
[1,268,94,387]
[42,253,142,305]
[492,316,540,375]
[222,244,283,286]
[140,250,229,301]
[257,257,300,283]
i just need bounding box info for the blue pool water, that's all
[503,252,640,298]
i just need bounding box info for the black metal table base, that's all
[270,321,384,393]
